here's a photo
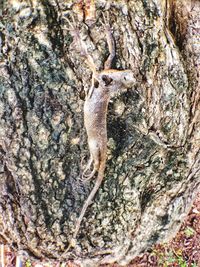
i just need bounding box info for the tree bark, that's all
[0,0,199,265]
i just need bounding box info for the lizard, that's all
[64,12,135,252]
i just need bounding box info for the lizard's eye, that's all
[94,80,99,88]
[102,75,113,86]
[124,76,127,80]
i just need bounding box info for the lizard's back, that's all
[84,85,110,140]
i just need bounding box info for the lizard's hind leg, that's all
[82,157,99,181]
[82,141,100,181]
[82,168,96,182]
[82,156,93,177]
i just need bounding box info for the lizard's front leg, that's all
[103,12,116,70]
[64,14,97,74]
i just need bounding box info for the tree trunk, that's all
[0,0,199,265]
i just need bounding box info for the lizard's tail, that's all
[73,162,106,240]
[62,162,105,255]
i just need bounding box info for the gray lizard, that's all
[64,12,135,251]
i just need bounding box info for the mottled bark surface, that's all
[0,0,199,266]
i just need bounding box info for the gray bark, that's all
[0,0,199,266]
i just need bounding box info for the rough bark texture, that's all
[0,0,199,266]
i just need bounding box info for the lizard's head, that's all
[119,70,136,88]
[98,69,135,92]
